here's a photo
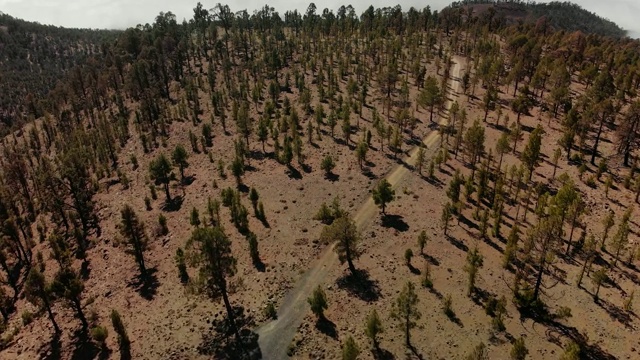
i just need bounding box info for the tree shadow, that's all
[237,183,250,193]
[199,306,261,360]
[315,317,338,339]
[80,260,91,280]
[181,175,196,186]
[301,164,312,173]
[325,172,340,182]
[381,214,409,232]
[423,175,444,187]
[128,267,160,300]
[372,346,396,360]
[70,330,99,360]
[161,195,184,212]
[408,264,421,275]
[546,320,617,360]
[363,169,378,180]
[482,236,504,254]
[408,343,425,360]
[119,343,131,360]
[445,309,464,327]
[336,269,382,302]
[445,234,469,252]
[596,297,634,330]
[457,213,479,230]
[285,165,302,179]
[98,347,112,360]
[41,333,62,360]
[253,259,266,273]
[423,254,440,266]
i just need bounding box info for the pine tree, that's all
[118,205,149,279]
[149,153,173,202]
[320,214,361,275]
[510,337,528,360]
[464,246,484,296]
[417,230,428,255]
[521,125,544,181]
[51,266,88,331]
[342,335,360,360]
[372,179,395,215]
[391,281,420,347]
[25,268,60,334]
[172,144,189,181]
[187,226,241,342]
[308,285,328,319]
[321,155,336,177]
[441,203,453,236]
[415,145,426,175]
[364,309,383,349]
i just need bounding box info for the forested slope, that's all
[0,2,639,359]
[452,1,626,38]
[0,13,119,131]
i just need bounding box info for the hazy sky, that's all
[1,0,639,37]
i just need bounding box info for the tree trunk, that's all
[566,213,579,255]
[164,182,171,202]
[533,257,546,301]
[220,282,241,344]
[405,314,411,347]
[73,297,88,331]
[43,296,61,334]
[591,117,605,165]
[577,255,590,288]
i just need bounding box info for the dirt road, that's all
[256,56,465,359]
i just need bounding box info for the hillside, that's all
[0,12,119,132]
[0,2,640,360]
[452,1,627,38]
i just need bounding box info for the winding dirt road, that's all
[256,56,465,359]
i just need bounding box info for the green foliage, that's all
[404,248,413,266]
[158,214,169,235]
[118,205,149,278]
[149,153,173,202]
[464,246,484,296]
[442,294,454,319]
[560,341,581,360]
[391,281,420,346]
[172,144,189,180]
[320,213,361,275]
[307,285,328,319]
[246,232,260,266]
[364,309,383,347]
[90,325,109,347]
[342,335,360,360]
[321,155,336,176]
[190,207,201,227]
[466,342,488,360]
[51,266,88,330]
[264,302,277,319]
[510,337,528,360]
[417,230,428,255]
[21,310,34,325]
[175,248,189,284]
[372,179,395,214]
[464,119,485,170]
[521,125,544,180]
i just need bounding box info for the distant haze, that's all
[0,0,639,38]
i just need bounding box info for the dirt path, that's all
[256,56,465,359]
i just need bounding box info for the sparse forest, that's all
[0,1,639,359]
